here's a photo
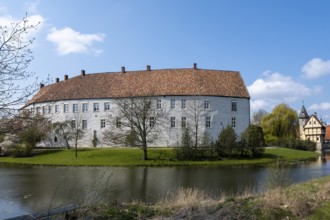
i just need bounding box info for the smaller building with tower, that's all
[299,105,326,151]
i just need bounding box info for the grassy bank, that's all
[0,147,319,166]
[49,174,330,219]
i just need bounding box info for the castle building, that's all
[23,64,250,147]
[299,104,326,150]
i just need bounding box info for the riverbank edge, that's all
[0,147,320,167]
[46,174,330,219]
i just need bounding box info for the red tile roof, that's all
[26,68,250,106]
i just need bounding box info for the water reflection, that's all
[0,156,329,219]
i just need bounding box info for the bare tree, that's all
[251,109,268,125]
[102,97,166,160]
[184,98,207,150]
[71,113,86,157]
[53,121,73,149]
[0,14,41,116]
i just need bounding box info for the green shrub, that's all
[268,138,316,151]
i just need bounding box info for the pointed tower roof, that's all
[299,105,309,119]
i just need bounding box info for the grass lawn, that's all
[0,147,319,166]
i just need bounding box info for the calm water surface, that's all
[1,156,330,219]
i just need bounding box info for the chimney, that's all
[81,70,86,76]
[40,83,44,89]
[146,65,151,71]
[121,66,125,73]
[193,63,197,70]
[64,75,68,81]
[55,78,59,83]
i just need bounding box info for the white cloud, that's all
[0,14,44,39]
[309,102,330,111]
[248,71,317,111]
[47,27,105,55]
[301,58,330,79]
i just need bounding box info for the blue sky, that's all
[1,0,330,121]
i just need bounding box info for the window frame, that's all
[181,117,187,128]
[206,116,211,128]
[100,119,106,128]
[82,120,87,130]
[231,117,236,128]
[73,103,78,113]
[204,100,210,110]
[93,103,99,112]
[82,103,88,112]
[170,99,175,109]
[116,117,121,128]
[231,101,237,111]
[104,102,110,111]
[156,99,162,109]
[170,117,176,128]
[181,99,186,109]
[63,104,69,113]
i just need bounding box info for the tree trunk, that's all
[142,143,148,160]
[75,141,78,157]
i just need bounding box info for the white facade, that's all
[25,95,250,147]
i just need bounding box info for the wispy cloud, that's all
[309,102,330,111]
[47,27,105,56]
[248,71,318,111]
[301,58,330,79]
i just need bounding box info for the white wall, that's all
[25,96,250,147]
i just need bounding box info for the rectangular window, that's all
[93,103,99,112]
[71,120,76,129]
[150,117,155,127]
[181,117,187,128]
[48,106,52,114]
[42,106,46,115]
[170,117,176,128]
[116,117,121,128]
[64,104,69,113]
[231,101,237,111]
[55,105,59,113]
[206,116,211,128]
[231,117,236,128]
[101,119,106,128]
[104,102,110,111]
[82,103,88,112]
[73,104,78,113]
[36,107,40,114]
[82,120,87,129]
[157,100,162,109]
[170,99,175,109]
[181,99,186,109]
[204,100,210,110]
